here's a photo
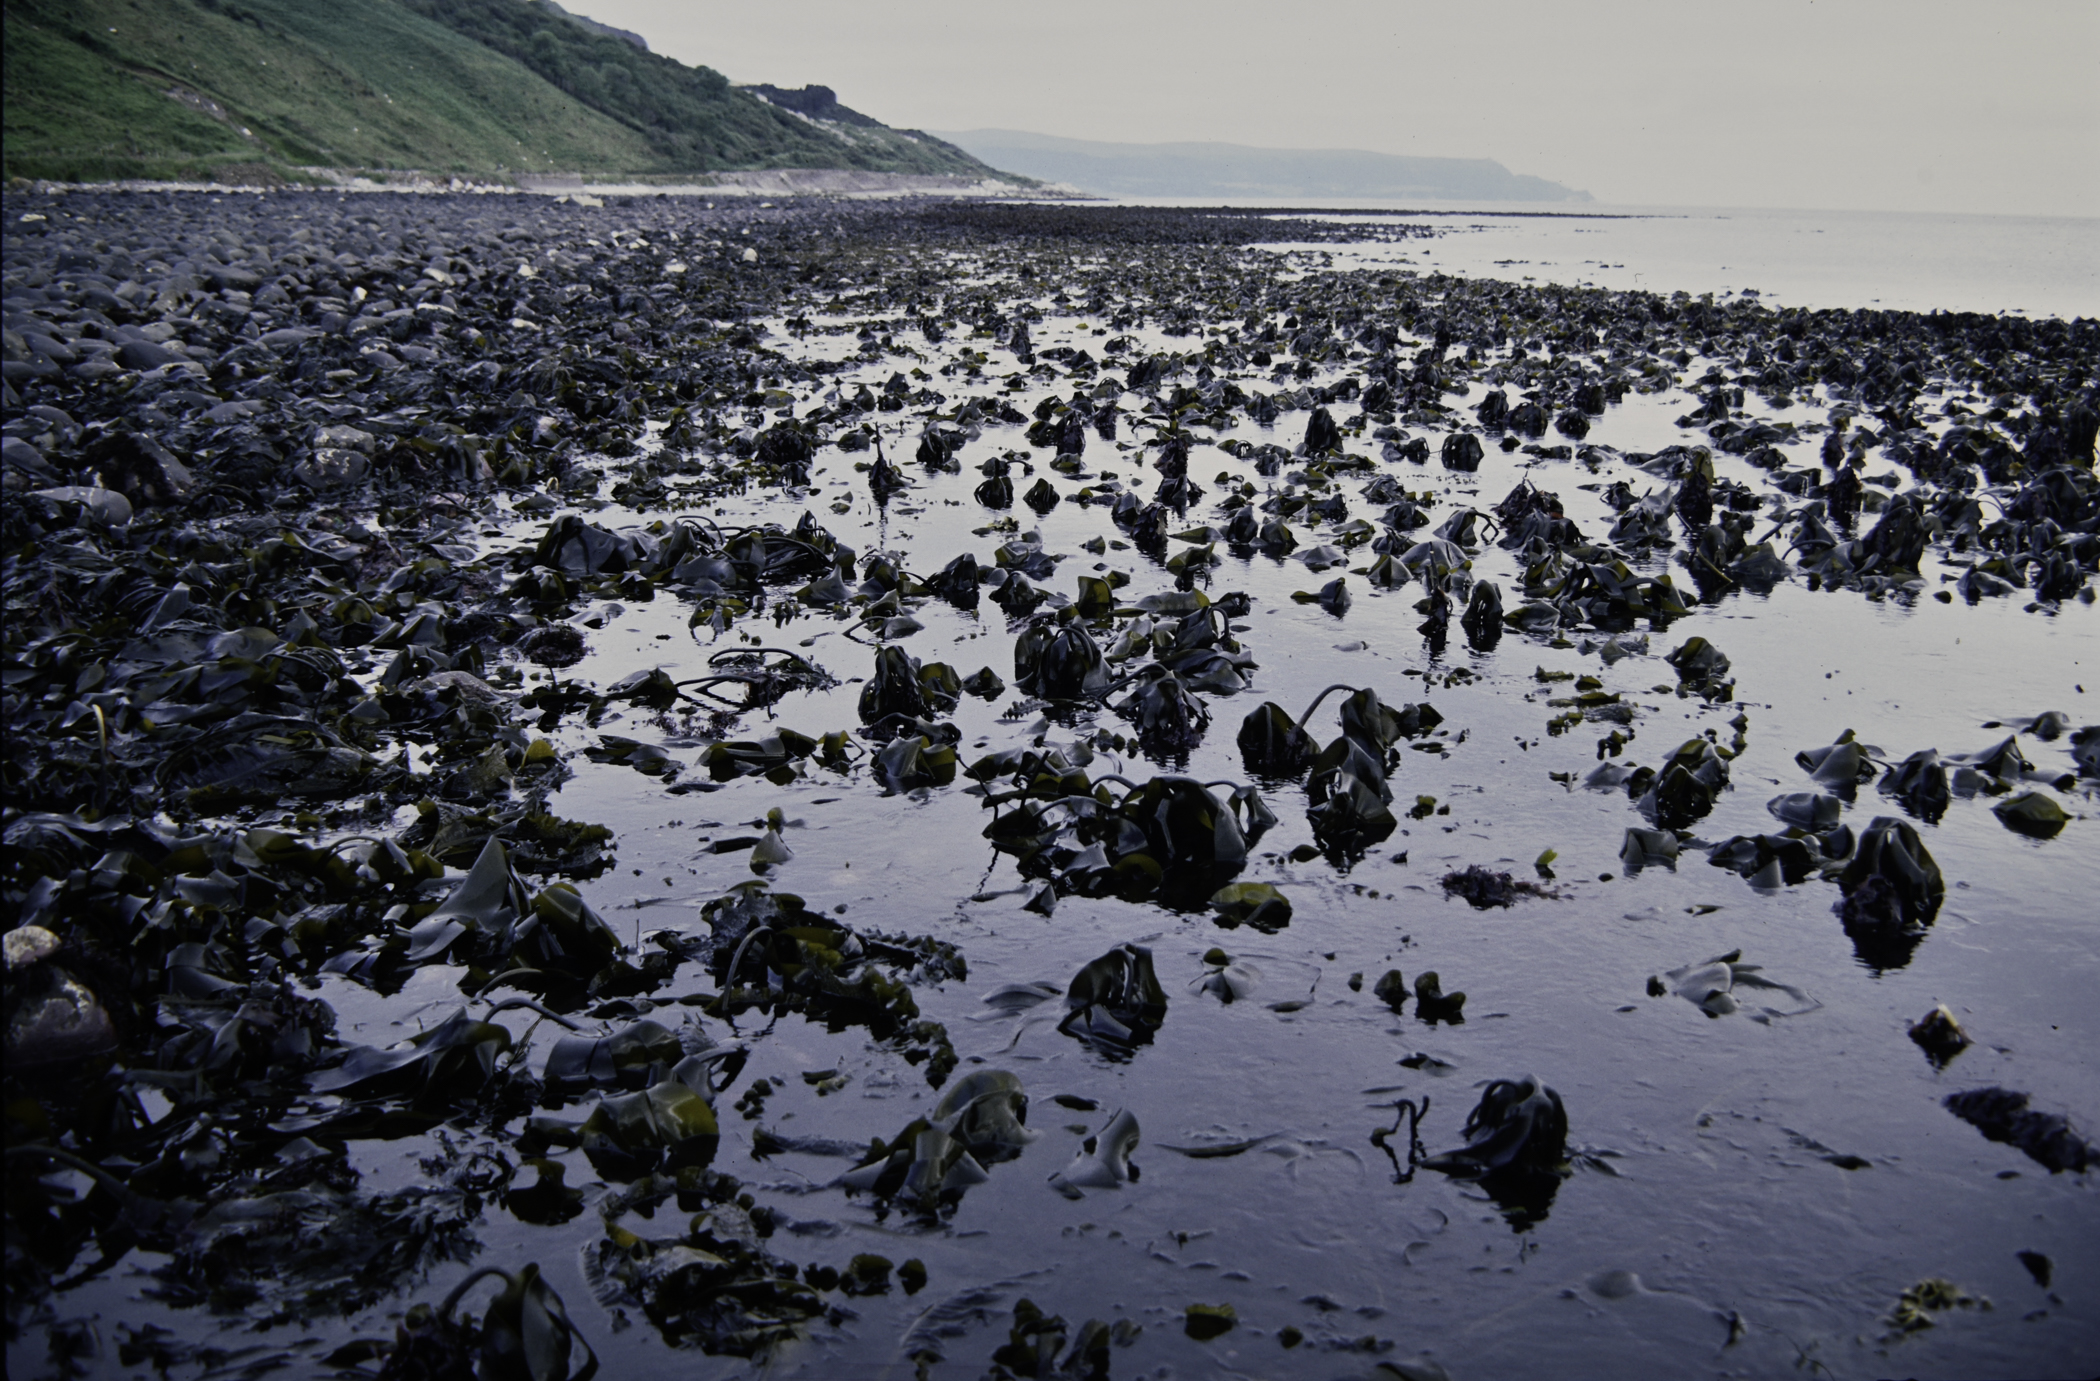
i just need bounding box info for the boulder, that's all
[116,339,178,370]
[1441,433,1484,471]
[2,435,57,483]
[91,431,195,506]
[292,448,370,490]
[33,486,133,524]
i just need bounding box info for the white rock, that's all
[4,925,61,970]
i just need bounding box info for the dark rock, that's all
[117,339,178,370]
[1440,433,1483,471]
[1506,401,1548,437]
[1944,1088,2094,1173]
[2,435,57,482]
[90,431,194,505]
[5,959,121,1070]
[519,623,587,669]
[1908,1005,1971,1067]
[1303,406,1341,455]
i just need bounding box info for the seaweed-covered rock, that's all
[1880,748,1951,822]
[1371,968,1410,1013]
[699,883,958,1083]
[1834,816,1945,969]
[403,839,621,983]
[1303,405,1342,455]
[1992,791,2068,839]
[1837,816,1944,926]
[984,1298,1135,1378]
[1440,865,1539,909]
[1707,828,1849,888]
[1665,636,1733,700]
[583,1208,827,1356]
[840,1069,1039,1208]
[1208,882,1292,932]
[859,645,961,724]
[1620,827,1680,873]
[1766,791,1842,830]
[1423,1076,1566,1176]
[1859,493,1930,573]
[1237,701,1317,777]
[1308,733,1397,856]
[927,551,983,607]
[973,761,1267,905]
[1441,433,1484,471]
[1909,1005,1972,1068]
[1460,580,1503,650]
[535,513,638,576]
[872,733,959,793]
[1014,612,1109,700]
[1060,944,1167,1054]
[1796,730,1880,795]
[1182,1302,1237,1341]
[578,1077,721,1180]
[1411,971,1467,1023]
[1112,666,1211,756]
[1640,738,1731,830]
[1420,1075,1569,1227]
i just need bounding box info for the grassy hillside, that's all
[404,0,998,177]
[2,0,1011,183]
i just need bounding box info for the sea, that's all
[1106,196,2100,320]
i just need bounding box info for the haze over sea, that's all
[1098,198,2100,321]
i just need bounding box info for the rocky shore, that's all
[4,190,2096,1378]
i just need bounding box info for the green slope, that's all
[2,0,1012,183]
[404,0,1001,177]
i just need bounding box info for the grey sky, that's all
[570,0,2098,217]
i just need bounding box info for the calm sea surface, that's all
[1110,196,2100,319]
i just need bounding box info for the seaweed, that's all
[1834,817,1945,968]
[1419,1076,1569,1228]
[1060,945,1168,1055]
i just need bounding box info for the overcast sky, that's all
[572,0,2098,217]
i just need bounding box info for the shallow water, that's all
[454,292,2097,1378]
[7,199,2096,1381]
